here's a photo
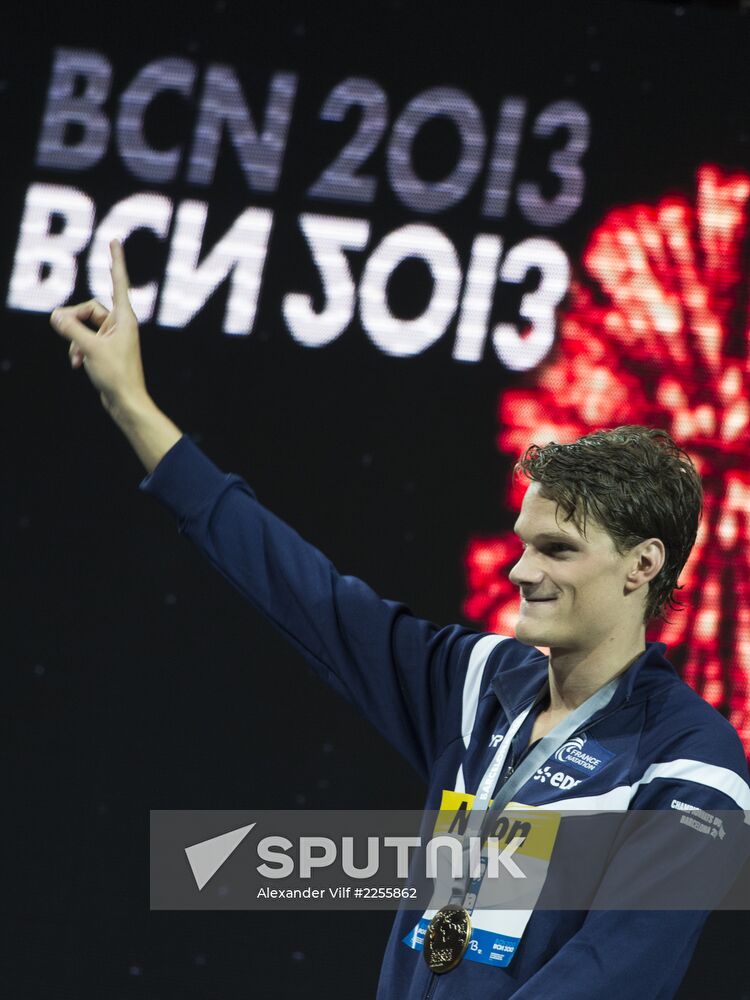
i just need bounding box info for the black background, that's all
[4,0,750,995]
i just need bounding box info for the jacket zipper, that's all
[422,972,437,1000]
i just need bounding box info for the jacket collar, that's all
[490,639,675,724]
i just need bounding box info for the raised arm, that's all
[50,243,488,779]
[49,239,182,473]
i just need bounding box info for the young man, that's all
[51,242,750,998]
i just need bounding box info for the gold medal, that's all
[423,904,472,974]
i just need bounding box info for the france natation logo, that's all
[553,734,615,775]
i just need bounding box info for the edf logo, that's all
[533,766,581,790]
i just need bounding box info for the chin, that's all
[513,621,551,646]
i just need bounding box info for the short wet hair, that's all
[513,425,704,625]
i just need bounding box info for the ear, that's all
[624,538,665,593]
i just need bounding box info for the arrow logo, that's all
[184,823,256,891]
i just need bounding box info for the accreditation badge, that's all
[403,789,560,970]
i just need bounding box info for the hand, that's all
[50,240,149,419]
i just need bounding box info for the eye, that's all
[520,542,570,554]
[518,541,572,554]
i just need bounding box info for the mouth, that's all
[522,597,558,603]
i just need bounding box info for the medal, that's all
[423,904,472,974]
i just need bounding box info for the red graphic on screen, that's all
[463,165,750,752]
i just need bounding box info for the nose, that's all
[508,547,546,591]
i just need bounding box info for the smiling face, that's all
[508,482,656,652]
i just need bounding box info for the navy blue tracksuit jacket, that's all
[140,434,750,999]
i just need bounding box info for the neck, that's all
[545,634,646,713]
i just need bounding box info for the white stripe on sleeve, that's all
[460,634,512,748]
[632,758,750,812]
[533,760,750,821]
[453,634,512,790]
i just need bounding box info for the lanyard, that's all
[446,673,621,910]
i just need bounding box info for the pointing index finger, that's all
[110,239,132,312]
